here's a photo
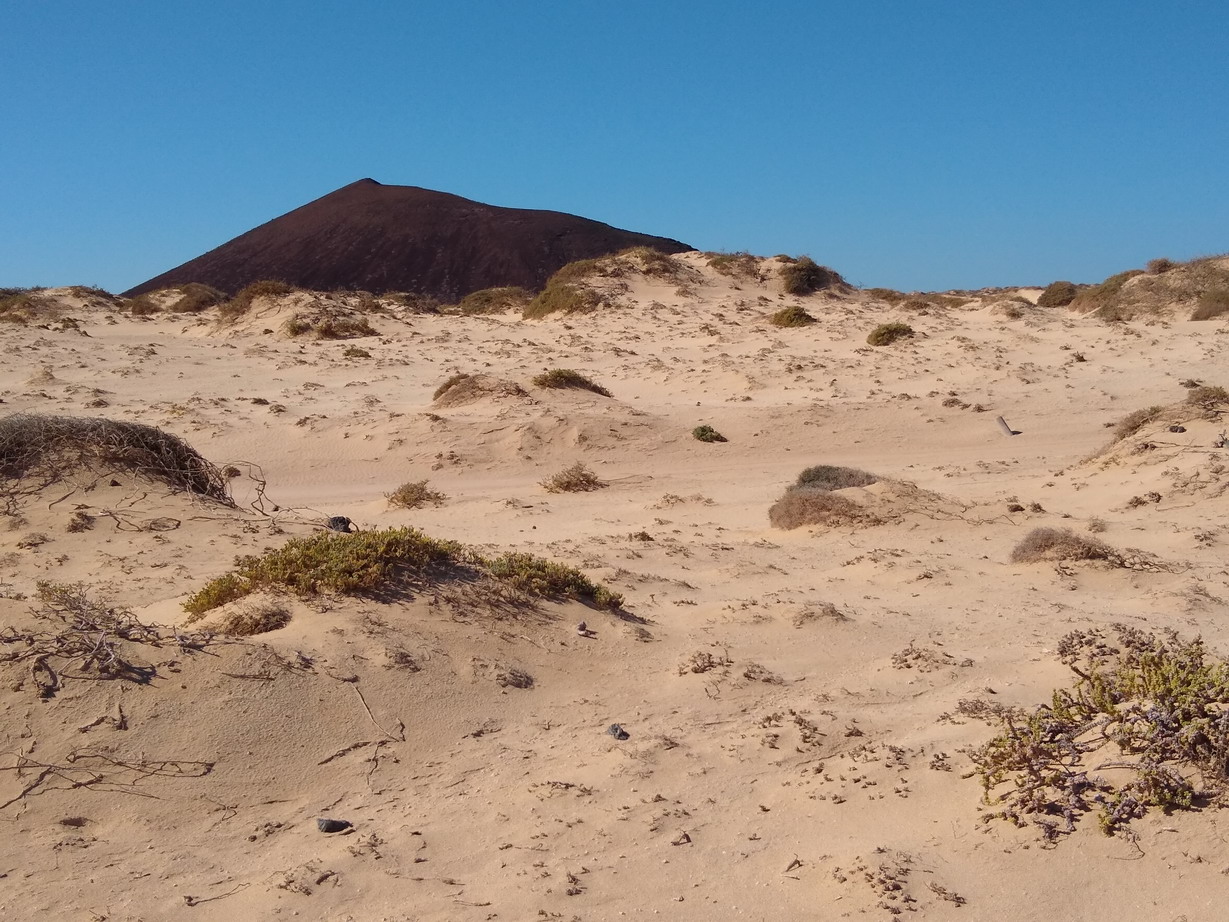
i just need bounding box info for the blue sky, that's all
[3,1,1226,292]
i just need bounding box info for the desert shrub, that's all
[541,462,606,493]
[969,624,1229,840]
[1186,385,1229,409]
[780,256,844,295]
[183,527,623,616]
[7,582,167,690]
[865,288,909,305]
[182,527,465,615]
[125,295,162,316]
[219,280,295,320]
[383,292,441,313]
[203,602,291,636]
[1112,405,1163,441]
[532,368,612,397]
[795,465,878,491]
[1009,527,1116,564]
[1069,270,1144,316]
[167,283,226,313]
[1146,257,1177,274]
[521,255,619,318]
[1191,288,1229,321]
[455,286,533,315]
[707,251,762,279]
[616,246,687,279]
[768,489,870,529]
[486,552,622,609]
[0,413,231,502]
[433,373,472,401]
[692,425,727,443]
[387,479,446,509]
[866,322,914,346]
[343,345,371,359]
[770,305,815,327]
[314,315,376,339]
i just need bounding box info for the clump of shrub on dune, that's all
[770,305,815,328]
[432,373,528,407]
[867,322,914,346]
[532,368,612,396]
[182,526,622,616]
[218,280,296,320]
[1009,527,1118,564]
[779,256,845,295]
[769,465,881,530]
[0,412,232,503]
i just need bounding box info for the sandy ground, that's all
[2,255,1229,921]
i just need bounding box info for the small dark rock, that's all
[607,723,630,741]
[316,818,352,834]
[1169,425,1187,433]
[324,515,355,533]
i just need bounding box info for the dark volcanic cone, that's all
[124,179,693,300]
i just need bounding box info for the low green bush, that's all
[866,322,914,345]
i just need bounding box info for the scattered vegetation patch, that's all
[486,552,622,609]
[768,489,874,530]
[182,527,465,615]
[1191,288,1229,321]
[706,251,762,279]
[614,246,689,280]
[770,305,815,327]
[284,310,376,339]
[692,425,727,443]
[182,527,624,616]
[1069,270,1144,317]
[1111,405,1164,441]
[431,373,527,407]
[0,582,179,694]
[383,292,441,314]
[865,288,909,305]
[387,479,447,509]
[1036,281,1080,307]
[1009,527,1116,564]
[1186,385,1229,410]
[453,286,533,315]
[219,280,295,320]
[524,259,607,319]
[780,256,844,295]
[203,601,292,636]
[1146,257,1177,275]
[0,413,231,503]
[969,625,1229,841]
[532,368,612,397]
[165,283,226,313]
[342,345,371,359]
[867,322,914,346]
[795,465,878,491]
[541,462,606,494]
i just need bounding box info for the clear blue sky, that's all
[3,1,1226,293]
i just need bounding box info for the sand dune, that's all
[3,257,1229,920]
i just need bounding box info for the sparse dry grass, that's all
[1009,527,1116,564]
[1112,405,1164,441]
[780,256,844,295]
[707,251,762,279]
[182,527,624,615]
[0,413,231,503]
[795,465,878,491]
[219,280,295,320]
[387,479,447,509]
[770,305,815,328]
[866,322,914,346]
[768,489,872,529]
[532,369,612,396]
[201,602,292,636]
[541,462,606,493]
[454,286,533,315]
